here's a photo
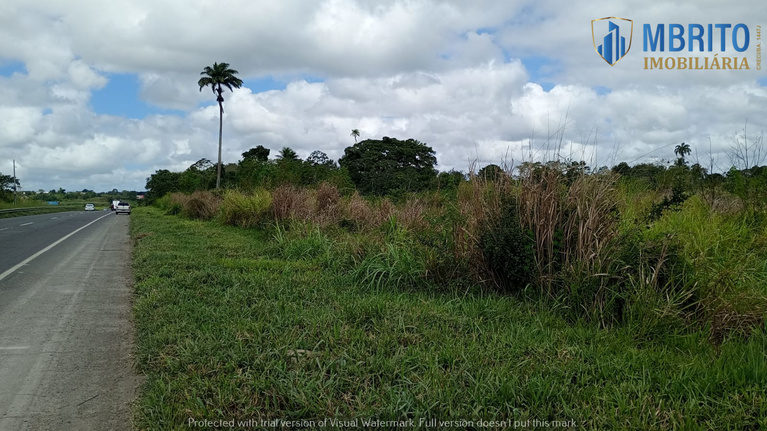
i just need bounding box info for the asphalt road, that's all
[0,211,140,430]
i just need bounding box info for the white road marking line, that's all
[19,222,33,226]
[0,213,112,282]
[0,228,8,231]
[0,346,30,350]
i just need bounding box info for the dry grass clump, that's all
[517,169,620,295]
[707,295,767,345]
[166,193,190,215]
[560,174,621,279]
[272,185,314,222]
[169,192,189,205]
[343,192,377,230]
[452,176,511,285]
[377,198,395,224]
[314,182,342,226]
[393,197,427,231]
[182,191,222,221]
[518,168,564,289]
[706,193,744,215]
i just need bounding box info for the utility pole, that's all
[13,159,17,206]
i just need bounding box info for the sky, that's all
[0,0,765,193]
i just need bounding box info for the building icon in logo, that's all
[592,17,633,66]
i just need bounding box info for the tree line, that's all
[145,137,449,201]
[145,136,767,208]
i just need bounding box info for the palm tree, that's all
[674,142,691,165]
[198,62,243,189]
[350,129,360,143]
[277,147,299,161]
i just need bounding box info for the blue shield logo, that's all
[592,17,633,65]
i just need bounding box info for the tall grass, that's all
[131,206,767,429]
[155,170,767,339]
[219,189,272,228]
[183,190,221,220]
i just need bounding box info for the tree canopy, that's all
[307,150,336,168]
[339,137,437,195]
[242,145,270,162]
[478,164,505,181]
[277,147,299,161]
[0,172,20,202]
[146,169,181,201]
[198,62,243,108]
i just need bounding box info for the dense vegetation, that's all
[133,137,767,428]
[0,172,20,203]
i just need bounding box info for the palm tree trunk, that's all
[216,102,223,189]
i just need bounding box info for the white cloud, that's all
[0,0,765,192]
[0,107,42,148]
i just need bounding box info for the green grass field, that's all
[130,206,766,429]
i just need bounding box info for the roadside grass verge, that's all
[131,207,767,429]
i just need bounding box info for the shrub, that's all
[153,194,174,211]
[479,197,536,292]
[647,185,688,222]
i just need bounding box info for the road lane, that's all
[0,211,111,277]
[0,212,139,430]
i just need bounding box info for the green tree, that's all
[242,145,270,162]
[277,147,299,161]
[437,170,465,191]
[237,157,274,190]
[0,173,20,202]
[674,142,691,166]
[304,150,338,185]
[274,147,302,185]
[478,164,504,181]
[146,169,181,202]
[350,129,360,143]
[339,137,437,195]
[198,62,244,189]
[179,158,216,192]
[306,150,335,167]
[611,162,631,176]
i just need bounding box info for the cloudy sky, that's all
[1,0,765,192]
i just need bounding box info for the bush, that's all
[479,197,536,292]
